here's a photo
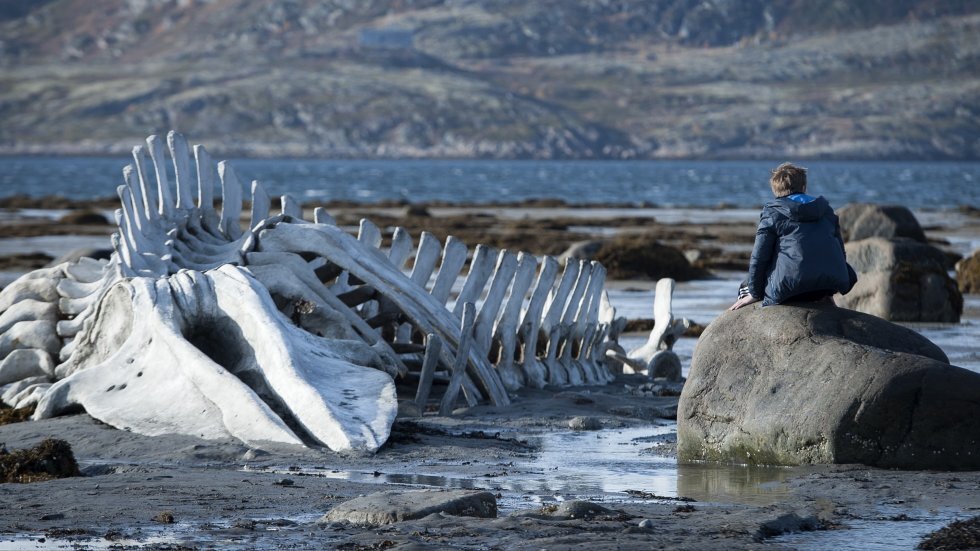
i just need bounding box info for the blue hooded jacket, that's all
[747,194,854,306]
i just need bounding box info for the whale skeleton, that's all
[0,132,625,453]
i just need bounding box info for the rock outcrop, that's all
[837,237,962,322]
[678,303,980,470]
[836,203,927,243]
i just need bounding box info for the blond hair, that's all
[769,163,807,197]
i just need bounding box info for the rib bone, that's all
[0,131,634,453]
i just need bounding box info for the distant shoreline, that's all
[1,148,978,163]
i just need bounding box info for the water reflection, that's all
[256,426,798,512]
[676,461,793,505]
[777,508,968,551]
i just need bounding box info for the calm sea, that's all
[0,157,978,208]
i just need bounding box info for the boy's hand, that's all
[729,295,760,311]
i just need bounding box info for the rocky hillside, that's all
[0,0,977,159]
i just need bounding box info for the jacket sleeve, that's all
[831,212,846,257]
[747,210,777,299]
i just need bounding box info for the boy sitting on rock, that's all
[730,163,856,310]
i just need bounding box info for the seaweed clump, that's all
[593,233,708,281]
[0,438,81,483]
[919,516,980,550]
[0,404,34,425]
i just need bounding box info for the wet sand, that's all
[1,201,979,549]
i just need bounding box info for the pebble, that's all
[568,416,602,431]
[638,519,655,529]
[242,448,267,461]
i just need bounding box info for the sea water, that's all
[1,157,978,208]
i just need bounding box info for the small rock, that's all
[547,501,611,520]
[638,519,655,529]
[402,205,431,217]
[242,448,267,461]
[397,400,421,418]
[273,478,294,486]
[320,489,496,526]
[956,250,980,294]
[568,416,602,431]
[558,240,606,263]
[152,511,175,524]
[57,210,110,226]
[757,513,820,538]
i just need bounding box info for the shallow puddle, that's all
[775,506,968,550]
[258,425,796,513]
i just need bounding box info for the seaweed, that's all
[0,438,81,484]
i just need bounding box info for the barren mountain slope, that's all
[0,0,976,159]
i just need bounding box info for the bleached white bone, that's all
[388,227,413,270]
[281,195,303,219]
[0,349,54,386]
[0,131,630,452]
[257,223,510,406]
[473,250,518,352]
[2,376,50,406]
[517,256,559,388]
[429,236,468,305]
[627,278,690,370]
[441,303,476,416]
[414,333,442,411]
[0,275,62,312]
[168,131,196,210]
[64,258,107,283]
[313,207,335,226]
[0,299,58,335]
[0,321,60,359]
[250,181,271,230]
[553,261,594,384]
[396,231,442,342]
[39,267,398,451]
[11,382,50,409]
[492,252,538,391]
[218,161,243,240]
[453,244,497,318]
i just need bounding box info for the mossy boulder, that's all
[592,234,707,281]
[678,303,980,470]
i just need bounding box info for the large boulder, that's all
[678,303,980,470]
[838,237,962,322]
[836,203,927,243]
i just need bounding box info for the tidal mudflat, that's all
[1,202,978,549]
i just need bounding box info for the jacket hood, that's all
[766,194,831,222]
